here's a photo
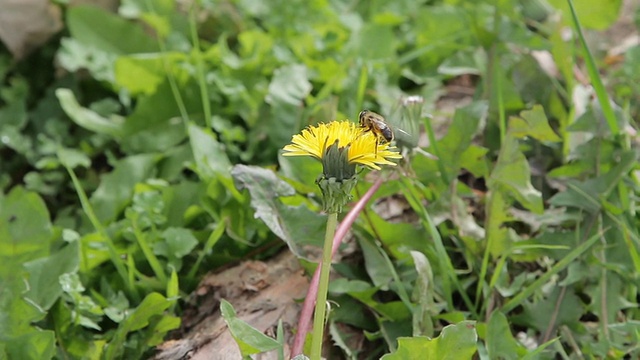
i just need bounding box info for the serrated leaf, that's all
[438,101,488,174]
[232,165,325,258]
[220,299,280,356]
[489,133,543,214]
[510,105,561,142]
[381,321,477,359]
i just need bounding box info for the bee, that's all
[359,110,394,153]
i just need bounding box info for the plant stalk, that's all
[310,212,338,360]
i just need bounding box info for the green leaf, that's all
[381,321,478,359]
[67,5,158,54]
[412,6,476,72]
[89,154,158,223]
[188,123,232,180]
[155,227,198,271]
[486,311,527,359]
[57,147,91,169]
[410,251,435,337]
[437,101,488,176]
[547,0,622,30]
[220,299,280,356]
[266,64,312,106]
[56,89,125,138]
[512,287,583,332]
[24,241,80,311]
[549,150,637,212]
[0,188,55,359]
[489,132,543,214]
[104,293,176,359]
[358,237,393,288]
[510,105,562,142]
[115,53,185,95]
[231,165,326,258]
[0,187,53,274]
[4,331,55,360]
[352,24,397,60]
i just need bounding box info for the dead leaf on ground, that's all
[152,251,309,360]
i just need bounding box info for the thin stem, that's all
[65,166,138,300]
[292,177,384,358]
[310,212,338,360]
[566,0,620,137]
[189,4,212,129]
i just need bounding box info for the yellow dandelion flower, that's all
[283,120,401,213]
[282,121,402,171]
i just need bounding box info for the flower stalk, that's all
[310,212,338,360]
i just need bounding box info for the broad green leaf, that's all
[510,105,562,142]
[351,24,397,60]
[549,150,637,212]
[57,147,91,169]
[0,187,53,273]
[381,321,478,359]
[0,188,55,358]
[437,101,488,175]
[90,154,159,223]
[370,206,432,256]
[278,154,323,195]
[154,227,198,270]
[548,0,622,30]
[488,132,543,214]
[57,37,118,81]
[358,237,394,288]
[160,227,198,259]
[67,5,158,54]
[413,6,475,72]
[56,89,125,138]
[220,299,280,356]
[4,330,55,360]
[486,311,526,359]
[114,53,186,95]
[458,144,489,179]
[512,287,583,332]
[231,165,325,258]
[266,64,312,107]
[104,293,176,359]
[265,64,311,149]
[24,241,80,311]
[188,123,232,180]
